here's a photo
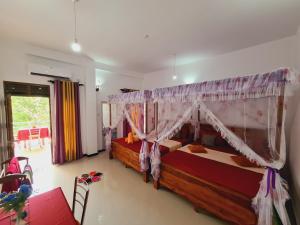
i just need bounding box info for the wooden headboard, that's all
[198,123,271,160]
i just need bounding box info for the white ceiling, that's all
[1,0,300,74]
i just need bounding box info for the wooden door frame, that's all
[3,81,51,158]
[100,101,111,128]
[4,93,13,158]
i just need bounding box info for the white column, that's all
[84,66,98,155]
[96,91,104,150]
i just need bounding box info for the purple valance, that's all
[108,90,152,104]
[152,68,296,102]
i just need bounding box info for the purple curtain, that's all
[52,80,82,164]
[74,83,83,160]
[52,80,65,164]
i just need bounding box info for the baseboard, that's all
[84,149,106,157]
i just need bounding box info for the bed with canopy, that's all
[105,68,297,225]
[106,90,184,182]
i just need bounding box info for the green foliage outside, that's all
[11,96,50,136]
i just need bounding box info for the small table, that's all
[0,188,77,225]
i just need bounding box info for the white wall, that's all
[0,38,98,156]
[96,70,143,150]
[143,36,297,89]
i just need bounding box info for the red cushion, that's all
[162,150,263,198]
[1,157,22,193]
[205,145,238,155]
[231,155,261,168]
[193,140,237,154]
[112,138,170,155]
[171,137,190,146]
[188,145,207,153]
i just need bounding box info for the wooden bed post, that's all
[153,179,160,189]
[144,102,148,134]
[143,170,150,183]
[109,147,114,160]
[109,103,112,127]
[275,86,285,157]
[109,103,114,159]
[143,99,150,182]
[154,102,158,136]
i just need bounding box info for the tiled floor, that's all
[33,151,228,225]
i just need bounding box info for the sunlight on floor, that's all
[14,138,53,194]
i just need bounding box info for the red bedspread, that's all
[162,150,263,198]
[112,138,170,155]
[171,137,190,146]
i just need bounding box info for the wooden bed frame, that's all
[154,162,257,225]
[109,122,191,183]
[110,141,150,182]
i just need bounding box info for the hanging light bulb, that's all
[172,54,178,80]
[71,39,81,52]
[71,0,81,53]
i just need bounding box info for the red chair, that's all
[17,129,30,149]
[29,128,41,149]
[72,177,89,225]
[39,127,50,146]
[1,156,29,171]
[0,174,27,193]
[0,157,32,193]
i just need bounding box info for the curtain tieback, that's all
[265,167,278,197]
[141,140,148,153]
[104,127,111,135]
[151,141,159,156]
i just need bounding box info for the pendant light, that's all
[172,54,177,80]
[71,0,81,52]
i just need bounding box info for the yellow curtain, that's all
[130,104,140,130]
[62,81,77,161]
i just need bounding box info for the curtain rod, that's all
[48,80,84,86]
[30,72,71,80]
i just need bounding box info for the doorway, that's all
[101,102,119,141]
[4,81,52,175]
[12,96,51,161]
